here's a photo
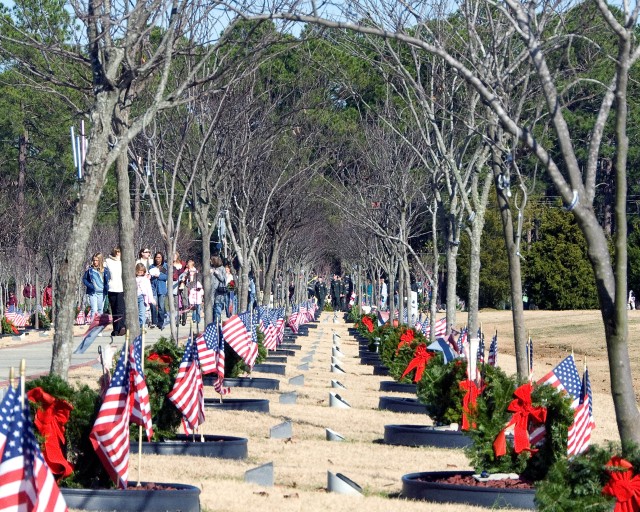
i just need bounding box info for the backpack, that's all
[213,268,227,294]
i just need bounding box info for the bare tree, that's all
[238,0,640,445]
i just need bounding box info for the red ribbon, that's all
[396,329,415,355]
[401,344,433,382]
[459,380,484,430]
[27,387,74,478]
[147,353,173,374]
[602,456,640,512]
[361,316,374,333]
[493,383,547,457]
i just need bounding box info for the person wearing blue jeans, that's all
[149,252,168,329]
[210,255,227,325]
[82,253,110,320]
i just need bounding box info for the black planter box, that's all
[401,471,535,509]
[130,434,247,459]
[379,381,417,393]
[61,482,200,512]
[378,396,428,414]
[384,424,472,448]
[204,398,269,413]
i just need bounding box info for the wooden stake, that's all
[19,359,26,407]
[137,329,144,487]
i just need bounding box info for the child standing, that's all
[186,264,204,327]
[136,263,156,328]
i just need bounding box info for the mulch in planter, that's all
[130,434,248,459]
[401,471,535,509]
[61,481,200,512]
[418,474,533,489]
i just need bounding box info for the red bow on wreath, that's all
[361,316,374,333]
[401,344,433,382]
[27,387,74,478]
[602,456,640,512]
[493,382,547,457]
[147,353,173,374]
[396,329,415,355]
[459,380,484,431]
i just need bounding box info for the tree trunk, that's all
[262,239,280,306]
[115,139,139,339]
[51,94,119,379]
[490,140,528,380]
[201,228,212,325]
[17,130,27,263]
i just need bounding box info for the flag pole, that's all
[218,317,223,404]
[20,359,26,407]
[9,367,15,388]
[137,328,145,486]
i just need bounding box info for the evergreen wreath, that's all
[26,374,112,489]
[464,373,574,481]
[535,443,640,512]
[416,354,467,425]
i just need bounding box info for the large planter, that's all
[204,398,269,413]
[225,377,280,390]
[279,343,302,350]
[401,471,535,509]
[274,349,296,356]
[378,396,428,414]
[384,424,472,448]
[203,376,280,390]
[61,482,201,512]
[379,381,417,393]
[252,363,286,375]
[130,434,247,459]
[265,355,287,363]
[372,364,389,376]
[360,355,381,366]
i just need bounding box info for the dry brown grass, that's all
[67,310,640,512]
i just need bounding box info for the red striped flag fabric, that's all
[221,315,255,367]
[258,308,277,350]
[196,324,229,395]
[129,336,153,441]
[90,343,133,488]
[168,337,205,433]
[0,383,68,512]
[5,311,28,328]
[567,368,594,456]
[434,317,447,337]
[488,334,498,366]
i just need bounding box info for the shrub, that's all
[26,374,112,489]
[416,355,467,425]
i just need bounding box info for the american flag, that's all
[287,305,301,334]
[477,335,485,364]
[5,311,29,328]
[129,336,154,441]
[168,337,205,434]
[537,355,582,407]
[0,383,68,512]
[258,308,277,350]
[487,334,498,366]
[222,314,257,368]
[196,323,229,395]
[531,355,582,447]
[433,317,447,337]
[456,328,468,354]
[420,317,429,336]
[238,311,259,366]
[274,308,285,345]
[90,342,131,488]
[526,337,534,380]
[567,367,594,456]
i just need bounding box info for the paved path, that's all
[0,325,184,388]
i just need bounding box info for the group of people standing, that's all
[329,274,353,312]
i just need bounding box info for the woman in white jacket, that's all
[105,247,126,336]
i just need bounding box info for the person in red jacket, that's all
[42,283,53,308]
